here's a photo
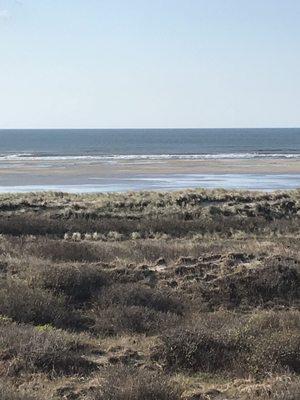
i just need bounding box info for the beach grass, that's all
[0,189,299,399]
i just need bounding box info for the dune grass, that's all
[0,189,299,399]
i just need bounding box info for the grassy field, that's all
[0,189,299,399]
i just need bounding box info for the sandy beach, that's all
[0,158,299,192]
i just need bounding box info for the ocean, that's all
[0,128,299,192]
[0,128,300,159]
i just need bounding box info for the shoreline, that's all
[0,158,299,192]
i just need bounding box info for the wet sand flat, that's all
[0,158,299,191]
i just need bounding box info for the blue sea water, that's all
[0,129,299,192]
[0,128,300,159]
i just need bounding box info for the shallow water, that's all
[0,174,299,193]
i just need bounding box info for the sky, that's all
[0,0,299,129]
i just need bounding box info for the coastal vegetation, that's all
[0,189,299,399]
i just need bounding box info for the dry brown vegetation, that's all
[0,189,299,399]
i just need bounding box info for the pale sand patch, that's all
[0,158,300,180]
[0,158,299,190]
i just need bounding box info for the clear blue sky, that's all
[0,0,299,128]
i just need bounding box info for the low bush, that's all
[240,310,300,337]
[0,382,36,400]
[201,261,300,309]
[87,367,182,400]
[158,310,300,376]
[240,311,300,375]
[28,240,102,262]
[241,378,300,400]
[249,331,300,375]
[158,325,241,373]
[0,321,95,376]
[0,279,75,328]
[32,264,108,302]
[97,283,184,315]
[90,283,183,335]
[91,305,179,336]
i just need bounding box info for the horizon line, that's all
[0,126,300,131]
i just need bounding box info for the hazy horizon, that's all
[0,127,300,131]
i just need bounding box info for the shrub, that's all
[32,264,108,302]
[0,382,36,400]
[249,331,300,375]
[158,325,241,373]
[87,367,182,400]
[29,240,101,262]
[0,321,95,376]
[241,379,300,400]
[201,260,300,309]
[241,310,300,336]
[158,311,300,376]
[240,311,300,375]
[0,279,75,328]
[91,305,179,336]
[91,283,182,335]
[97,283,184,315]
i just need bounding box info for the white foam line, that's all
[0,153,300,161]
